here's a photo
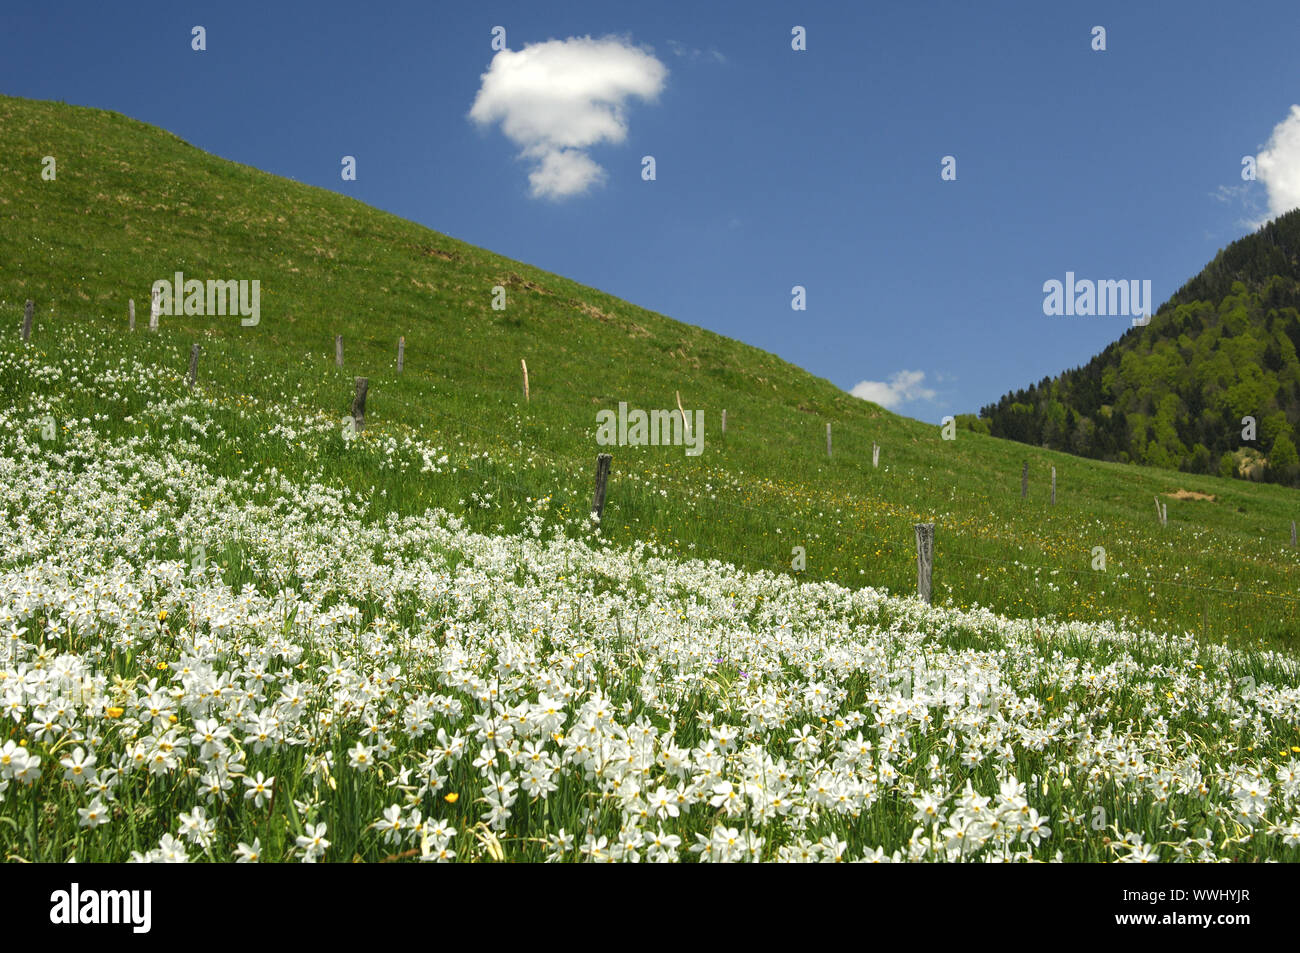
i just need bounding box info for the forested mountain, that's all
[980,209,1300,484]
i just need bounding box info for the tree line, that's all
[981,209,1300,485]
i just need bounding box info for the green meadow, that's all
[4,93,1300,652]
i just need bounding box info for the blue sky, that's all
[4,0,1300,419]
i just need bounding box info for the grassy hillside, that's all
[4,93,1300,650]
[7,338,1300,862]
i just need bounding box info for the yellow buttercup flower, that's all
[106,707,124,719]
[444,792,459,803]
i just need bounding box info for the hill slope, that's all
[980,212,1300,483]
[5,370,1299,861]
[4,93,1300,649]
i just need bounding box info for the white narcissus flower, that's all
[60,747,97,786]
[77,797,111,829]
[348,741,375,772]
[296,824,330,862]
[243,772,274,808]
[178,805,216,848]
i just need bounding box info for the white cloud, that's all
[468,35,667,200]
[1256,104,1300,222]
[1211,183,1249,204]
[849,370,937,410]
[1210,182,1266,232]
[528,148,607,199]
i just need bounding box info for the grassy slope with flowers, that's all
[1,332,1300,862]
[2,95,1300,862]
[2,93,1300,650]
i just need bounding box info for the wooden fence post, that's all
[335,335,344,367]
[129,299,136,332]
[721,409,727,438]
[914,522,934,604]
[1051,466,1056,506]
[521,359,529,402]
[676,391,691,440]
[351,377,368,432]
[872,443,880,468]
[826,422,832,458]
[186,344,201,389]
[397,336,405,373]
[149,287,160,331]
[591,453,612,522]
[1021,462,1028,499]
[20,300,33,342]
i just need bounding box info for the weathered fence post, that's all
[872,443,880,468]
[186,344,200,389]
[335,335,344,367]
[128,299,136,331]
[1153,496,1167,527]
[1051,466,1056,506]
[826,422,832,458]
[521,359,529,402]
[397,336,404,373]
[1021,462,1028,499]
[914,522,934,604]
[20,300,33,342]
[351,377,368,432]
[591,453,612,522]
[721,409,727,437]
[149,287,160,331]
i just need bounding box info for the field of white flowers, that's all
[3,339,1300,862]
